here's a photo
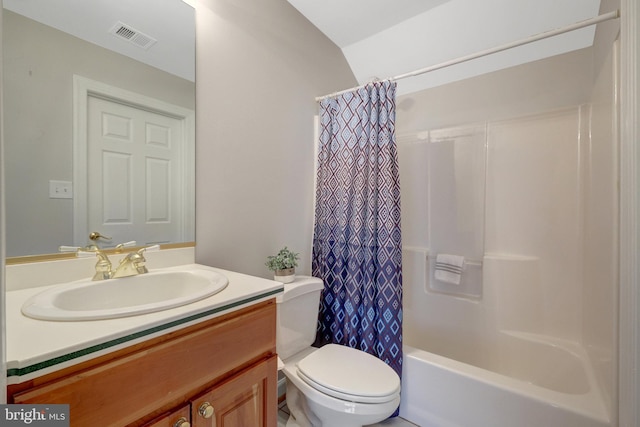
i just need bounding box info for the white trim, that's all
[72,75,195,247]
[618,0,639,426]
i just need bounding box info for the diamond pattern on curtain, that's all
[312,80,403,385]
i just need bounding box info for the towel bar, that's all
[426,255,483,267]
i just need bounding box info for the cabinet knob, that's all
[173,417,190,427]
[198,402,215,419]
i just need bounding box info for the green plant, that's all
[265,247,299,271]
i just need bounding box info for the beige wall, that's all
[194,0,356,278]
[3,11,195,257]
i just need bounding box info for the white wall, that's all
[194,0,356,278]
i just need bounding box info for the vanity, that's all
[5,248,283,426]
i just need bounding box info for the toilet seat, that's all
[296,344,400,404]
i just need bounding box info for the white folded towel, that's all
[434,254,465,285]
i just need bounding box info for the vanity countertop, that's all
[5,263,283,385]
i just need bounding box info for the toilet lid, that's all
[296,344,400,404]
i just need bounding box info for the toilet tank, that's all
[276,276,324,360]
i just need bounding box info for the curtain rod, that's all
[316,9,620,102]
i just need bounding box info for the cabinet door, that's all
[191,356,277,427]
[141,404,190,427]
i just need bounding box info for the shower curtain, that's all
[312,80,403,384]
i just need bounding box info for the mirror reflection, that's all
[3,0,196,258]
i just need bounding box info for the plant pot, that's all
[274,268,295,284]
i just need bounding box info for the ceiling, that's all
[287,0,603,96]
[3,0,195,82]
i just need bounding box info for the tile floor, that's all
[278,400,418,427]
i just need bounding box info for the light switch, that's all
[49,180,73,199]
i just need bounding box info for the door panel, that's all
[87,95,185,246]
[191,357,277,427]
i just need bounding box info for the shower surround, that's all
[395,45,618,427]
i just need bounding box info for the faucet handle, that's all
[126,244,160,257]
[60,244,101,257]
[59,245,82,252]
[76,250,101,258]
[114,241,137,251]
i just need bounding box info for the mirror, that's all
[3,0,196,258]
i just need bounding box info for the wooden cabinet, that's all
[191,357,276,427]
[8,300,278,427]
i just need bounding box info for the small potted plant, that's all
[265,246,299,283]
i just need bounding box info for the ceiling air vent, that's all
[109,21,157,50]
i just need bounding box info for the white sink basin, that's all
[21,267,229,321]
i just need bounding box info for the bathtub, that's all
[399,331,610,427]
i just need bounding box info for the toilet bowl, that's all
[276,277,401,427]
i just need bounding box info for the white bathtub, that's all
[399,331,610,427]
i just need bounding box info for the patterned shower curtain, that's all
[312,80,403,383]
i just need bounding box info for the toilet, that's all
[276,276,401,427]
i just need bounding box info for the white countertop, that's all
[5,263,283,384]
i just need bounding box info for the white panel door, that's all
[87,95,185,247]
